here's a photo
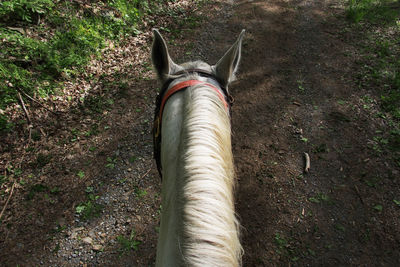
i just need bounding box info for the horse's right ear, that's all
[152,29,177,82]
[214,30,245,88]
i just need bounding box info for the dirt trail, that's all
[1,0,399,266]
[223,0,399,265]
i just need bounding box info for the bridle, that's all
[153,69,234,178]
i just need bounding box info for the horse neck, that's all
[156,84,241,267]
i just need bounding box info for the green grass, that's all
[0,0,54,23]
[0,0,168,131]
[347,0,400,162]
[346,0,399,23]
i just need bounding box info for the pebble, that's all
[82,237,93,244]
[88,230,96,238]
[92,244,103,251]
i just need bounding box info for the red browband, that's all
[158,80,229,121]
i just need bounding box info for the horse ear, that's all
[214,30,245,87]
[152,29,177,81]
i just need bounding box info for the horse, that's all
[151,29,245,267]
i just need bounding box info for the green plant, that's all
[308,193,333,204]
[134,186,147,199]
[363,176,380,187]
[346,0,399,23]
[117,228,141,254]
[106,156,117,169]
[274,233,288,252]
[0,114,14,132]
[26,183,48,200]
[313,143,328,153]
[0,0,54,23]
[35,153,52,168]
[129,156,137,163]
[334,224,346,232]
[297,79,306,93]
[301,137,308,143]
[77,170,85,179]
[75,198,103,220]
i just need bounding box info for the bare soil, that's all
[1,0,399,266]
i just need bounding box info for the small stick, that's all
[354,185,364,204]
[18,92,31,125]
[0,182,16,221]
[293,101,301,106]
[18,92,33,142]
[140,167,152,180]
[17,88,59,115]
[304,152,310,173]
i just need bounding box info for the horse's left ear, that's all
[152,29,179,82]
[214,30,245,88]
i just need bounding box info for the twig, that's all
[18,92,33,142]
[354,185,364,204]
[0,182,16,221]
[17,88,59,115]
[140,167,153,180]
[292,101,301,106]
[304,152,310,173]
[18,92,31,125]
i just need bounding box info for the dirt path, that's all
[194,0,399,265]
[1,0,399,266]
[226,0,399,265]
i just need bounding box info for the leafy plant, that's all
[26,183,48,200]
[75,198,103,221]
[77,170,85,179]
[274,233,288,250]
[106,156,117,169]
[134,186,147,199]
[0,0,54,23]
[117,228,141,254]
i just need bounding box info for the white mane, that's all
[156,83,242,267]
[180,84,241,266]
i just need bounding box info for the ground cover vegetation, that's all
[0,0,163,131]
[346,0,400,165]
